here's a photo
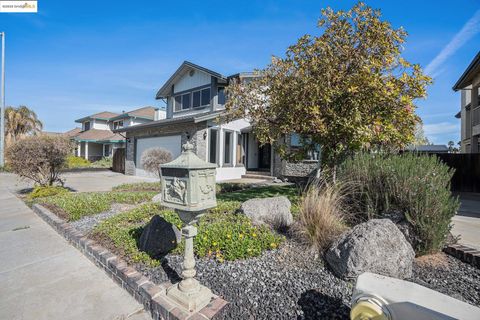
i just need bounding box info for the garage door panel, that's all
[135,135,182,176]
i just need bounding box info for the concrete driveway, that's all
[0,172,154,320]
[452,193,480,250]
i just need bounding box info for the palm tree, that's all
[5,105,43,147]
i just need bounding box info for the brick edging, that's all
[444,244,480,269]
[32,204,227,320]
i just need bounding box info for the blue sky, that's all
[2,0,480,144]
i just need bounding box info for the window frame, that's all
[173,86,211,113]
[223,130,233,165]
[113,120,124,130]
[208,128,218,164]
[83,121,90,131]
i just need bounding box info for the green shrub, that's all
[112,182,161,192]
[0,164,11,172]
[92,200,284,266]
[216,183,251,194]
[28,186,69,200]
[39,191,156,221]
[65,156,91,168]
[92,157,112,168]
[338,152,459,255]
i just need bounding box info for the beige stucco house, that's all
[454,51,480,153]
[67,107,165,161]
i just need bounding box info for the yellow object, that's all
[350,300,389,320]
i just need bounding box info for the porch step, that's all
[241,173,276,181]
[245,170,271,176]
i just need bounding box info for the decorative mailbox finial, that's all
[182,141,194,152]
[159,141,217,313]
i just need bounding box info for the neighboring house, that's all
[454,51,480,153]
[67,107,165,161]
[405,145,449,153]
[115,61,319,181]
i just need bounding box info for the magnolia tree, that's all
[225,2,431,177]
[7,135,74,186]
[141,147,173,179]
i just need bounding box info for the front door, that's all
[258,143,271,170]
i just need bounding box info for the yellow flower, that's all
[239,234,243,238]
[252,233,257,237]
[227,234,231,239]
[270,242,277,249]
[213,242,217,246]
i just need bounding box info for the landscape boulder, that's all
[325,219,415,280]
[138,215,181,258]
[240,196,293,228]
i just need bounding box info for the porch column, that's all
[77,143,81,157]
[85,142,89,160]
[471,86,479,153]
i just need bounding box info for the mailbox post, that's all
[160,142,217,312]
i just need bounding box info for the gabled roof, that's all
[75,111,120,123]
[109,106,158,121]
[74,129,124,142]
[156,61,227,99]
[453,51,480,91]
[114,110,225,133]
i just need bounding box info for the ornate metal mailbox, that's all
[159,142,217,313]
[160,142,217,217]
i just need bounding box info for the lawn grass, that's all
[38,191,157,221]
[217,184,301,215]
[112,182,161,192]
[92,200,285,266]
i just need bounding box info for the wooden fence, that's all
[112,148,125,174]
[433,153,480,193]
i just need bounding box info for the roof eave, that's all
[453,51,480,91]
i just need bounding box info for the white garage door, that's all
[135,135,182,177]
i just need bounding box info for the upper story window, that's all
[174,87,211,112]
[83,121,90,131]
[218,87,226,105]
[113,120,124,130]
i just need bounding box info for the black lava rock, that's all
[138,215,181,259]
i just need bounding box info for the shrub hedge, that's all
[338,152,459,255]
[28,186,69,200]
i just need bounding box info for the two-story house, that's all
[454,51,480,153]
[115,61,319,180]
[70,106,165,161]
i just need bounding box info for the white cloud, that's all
[423,122,459,135]
[425,9,480,78]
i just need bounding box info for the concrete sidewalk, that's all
[0,174,152,320]
[451,193,480,251]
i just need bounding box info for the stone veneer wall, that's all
[271,136,318,179]
[125,121,208,175]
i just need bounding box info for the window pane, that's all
[182,93,191,109]
[224,131,231,164]
[236,133,244,165]
[84,122,90,130]
[192,91,201,108]
[218,87,226,105]
[201,88,210,106]
[175,95,182,111]
[209,129,217,164]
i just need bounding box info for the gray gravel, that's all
[70,203,136,233]
[409,254,480,306]
[139,241,353,319]
[137,241,480,320]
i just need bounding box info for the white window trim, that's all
[223,129,234,166]
[207,128,219,165]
